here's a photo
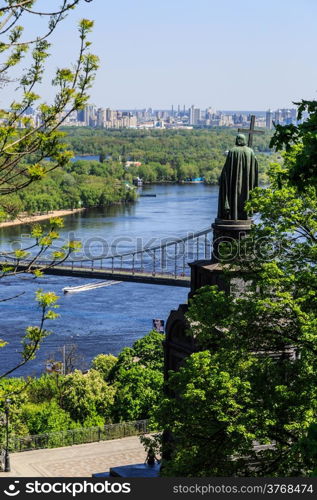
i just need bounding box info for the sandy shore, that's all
[0,208,85,228]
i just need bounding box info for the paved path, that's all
[0,437,145,477]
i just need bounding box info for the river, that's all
[0,184,218,376]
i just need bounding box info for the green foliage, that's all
[109,331,164,422]
[158,282,317,475]
[112,365,163,422]
[110,330,164,379]
[0,6,99,216]
[158,350,256,476]
[299,424,317,476]
[20,401,74,435]
[0,326,163,444]
[131,330,165,371]
[91,354,118,381]
[63,128,274,185]
[3,159,136,214]
[27,374,62,404]
[60,369,116,425]
[270,99,317,189]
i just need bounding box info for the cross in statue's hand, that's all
[238,115,265,147]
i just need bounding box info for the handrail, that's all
[9,419,151,453]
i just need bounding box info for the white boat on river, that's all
[62,280,122,294]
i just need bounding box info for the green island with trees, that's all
[3,127,276,217]
[64,126,275,185]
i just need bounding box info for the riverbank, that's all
[0,208,85,228]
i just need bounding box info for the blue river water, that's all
[0,184,218,376]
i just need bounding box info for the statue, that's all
[217,134,258,221]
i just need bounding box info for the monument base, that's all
[212,218,252,262]
[165,258,235,377]
[188,260,229,298]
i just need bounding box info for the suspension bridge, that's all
[1,227,213,287]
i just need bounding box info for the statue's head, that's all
[235,134,246,146]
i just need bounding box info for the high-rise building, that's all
[189,105,201,125]
[189,106,194,124]
[77,108,85,123]
[274,109,281,125]
[206,107,215,120]
[290,108,297,123]
[96,108,105,127]
[77,104,97,126]
[266,109,273,129]
[219,114,233,126]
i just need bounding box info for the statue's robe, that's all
[217,145,258,220]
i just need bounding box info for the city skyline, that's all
[18,103,299,131]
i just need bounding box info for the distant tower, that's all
[189,105,201,125]
[189,105,195,125]
[77,108,84,122]
[266,109,273,129]
[171,104,174,117]
[274,109,281,125]
[194,107,201,124]
[96,108,105,127]
[290,108,297,124]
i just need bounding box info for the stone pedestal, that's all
[164,303,194,383]
[189,260,229,296]
[212,218,252,262]
[164,261,234,390]
[164,228,252,382]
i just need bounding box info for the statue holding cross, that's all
[217,116,263,221]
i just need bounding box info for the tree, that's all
[158,279,317,476]
[110,330,164,378]
[0,2,98,205]
[110,331,164,421]
[20,400,74,435]
[112,365,163,422]
[46,343,87,375]
[0,1,97,393]
[91,354,118,381]
[60,369,116,426]
[270,99,317,189]
[130,330,164,371]
[0,290,60,381]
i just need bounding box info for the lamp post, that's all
[4,398,11,472]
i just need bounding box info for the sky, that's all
[2,0,317,110]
